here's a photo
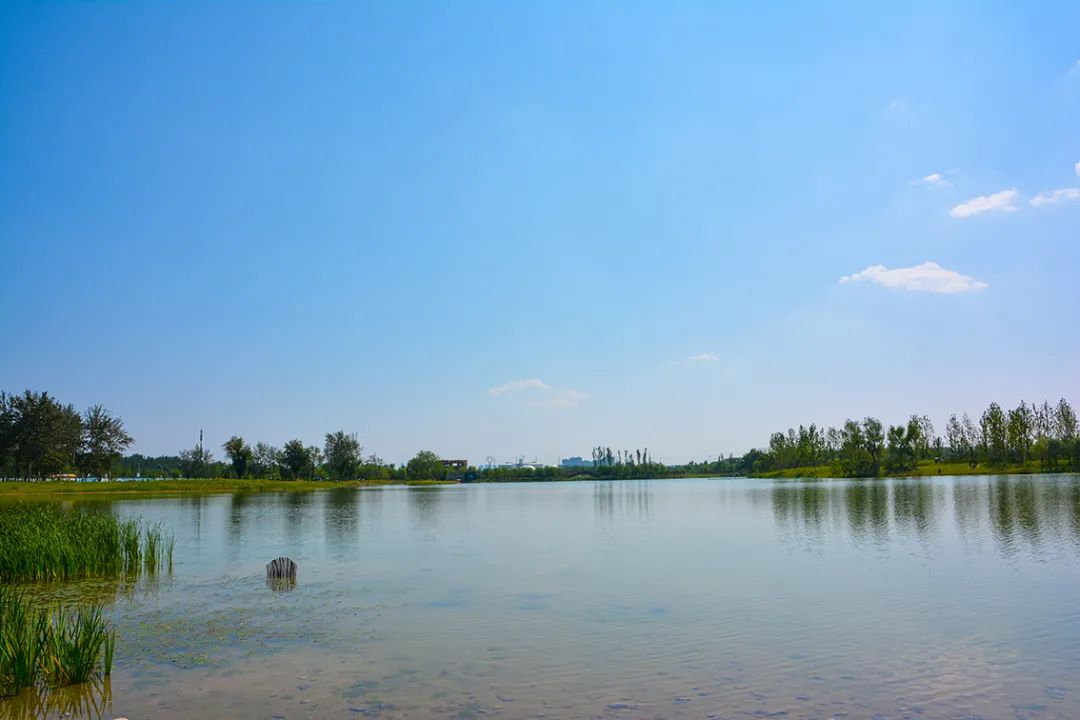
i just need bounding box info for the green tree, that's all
[280,439,310,480]
[306,445,323,480]
[406,450,444,480]
[1056,398,1077,441]
[222,435,253,478]
[179,443,214,478]
[838,419,877,477]
[0,392,16,477]
[980,402,1007,465]
[1006,401,1034,463]
[945,414,967,460]
[251,442,281,478]
[77,405,133,479]
[6,390,82,479]
[324,430,362,480]
[862,417,884,471]
[884,418,920,472]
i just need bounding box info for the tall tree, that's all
[222,436,253,478]
[324,430,362,480]
[0,392,15,477]
[7,391,82,479]
[980,402,1007,464]
[77,405,133,479]
[1006,401,1034,463]
[406,450,443,480]
[179,443,214,478]
[252,442,281,479]
[945,414,966,460]
[862,417,884,471]
[280,439,311,480]
[1056,398,1077,441]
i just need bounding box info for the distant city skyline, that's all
[2,2,1078,464]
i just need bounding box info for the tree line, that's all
[0,391,133,480]
[752,398,1079,477]
[174,434,450,481]
[3,387,1078,483]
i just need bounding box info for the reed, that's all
[0,505,174,582]
[0,588,115,697]
[0,588,42,696]
[38,605,114,687]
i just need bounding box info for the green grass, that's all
[752,459,1049,479]
[0,505,174,583]
[38,605,114,688]
[0,588,41,697]
[0,588,114,697]
[0,477,452,498]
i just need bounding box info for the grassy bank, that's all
[751,459,1049,479]
[0,588,114,697]
[0,477,453,498]
[0,505,173,583]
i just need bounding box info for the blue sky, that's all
[2,2,1078,464]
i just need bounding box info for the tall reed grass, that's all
[0,588,114,697]
[0,505,174,582]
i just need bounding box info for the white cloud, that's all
[887,97,907,112]
[1075,160,1080,176]
[839,261,988,294]
[488,378,551,396]
[1030,188,1080,206]
[949,189,1019,218]
[910,170,955,188]
[687,352,718,362]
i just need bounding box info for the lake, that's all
[5,475,1080,720]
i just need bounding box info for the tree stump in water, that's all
[266,556,297,580]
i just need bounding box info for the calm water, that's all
[5,475,1080,720]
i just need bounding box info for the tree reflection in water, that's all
[770,475,1080,554]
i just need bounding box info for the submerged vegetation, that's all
[0,505,173,583]
[0,588,114,697]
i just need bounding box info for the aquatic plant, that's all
[0,505,174,582]
[0,588,115,697]
[38,605,114,687]
[0,588,43,697]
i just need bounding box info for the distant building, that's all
[559,456,590,468]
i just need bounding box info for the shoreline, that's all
[0,463,1075,498]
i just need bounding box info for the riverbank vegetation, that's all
[751,398,1078,478]
[0,505,173,582]
[3,387,1077,485]
[0,588,114,697]
[0,391,133,481]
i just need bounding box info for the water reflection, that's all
[266,576,297,593]
[324,488,361,556]
[407,486,443,530]
[593,481,653,522]
[0,676,112,720]
[843,480,889,542]
[770,475,1080,554]
[283,490,314,544]
[892,479,940,539]
[227,491,253,547]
